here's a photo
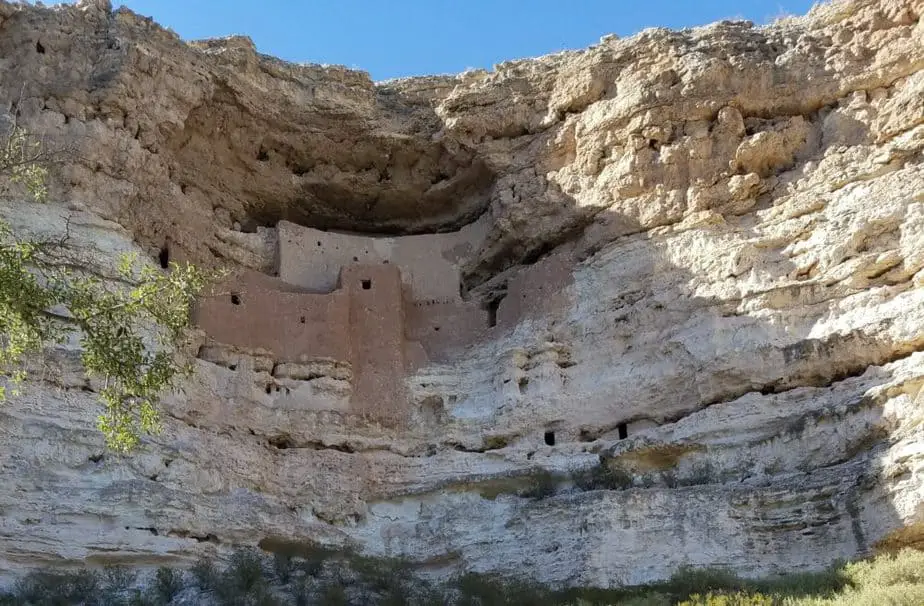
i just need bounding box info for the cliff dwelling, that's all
[2,0,924,596]
[194,219,505,423]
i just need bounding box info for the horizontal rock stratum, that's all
[0,0,923,588]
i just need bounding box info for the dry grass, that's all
[612,444,705,473]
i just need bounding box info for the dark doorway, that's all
[486,294,505,328]
[617,423,628,440]
[158,245,170,269]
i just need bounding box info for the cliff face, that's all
[0,0,923,587]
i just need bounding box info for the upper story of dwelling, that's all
[276,218,489,304]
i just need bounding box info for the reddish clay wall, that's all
[497,249,574,329]
[405,301,488,363]
[341,264,408,423]
[193,270,350,361]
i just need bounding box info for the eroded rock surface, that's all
[0,0,923,588]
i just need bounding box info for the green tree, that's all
[0,115,213,451]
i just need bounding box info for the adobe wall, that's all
[405,301,489,363]
[193,269,351,362]
[277,216,489,303]
[341,264,408,423]
[194,264,412,425]
[496,248,575,329]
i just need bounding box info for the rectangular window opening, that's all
[361,279,372,290]
[486,294,505,328]
[617,423,628,440]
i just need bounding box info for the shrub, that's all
[152,567,184,603]
[677,592,775,606]
[103,565,137,594]
[665,566,743,597]
[573,459,634,491]
[1,546,922,606]
[191,557,221,591]
[125,589,158,606]
[840,547,924,588]
[519,469,559,499]
[751,566,846,597]
[319,582,349,606]
[272,552,294,584]
[224,549,267,593]
[298,554,324,578]
[455,572,551,606]
[211,549,273,605]
[14,570,101,605]
[679,461,717,487]
[287,577,314,606]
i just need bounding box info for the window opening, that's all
[486,294,505,328]
[158,245,170,269]
[617,423,628,440]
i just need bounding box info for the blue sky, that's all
[109,1,818,81]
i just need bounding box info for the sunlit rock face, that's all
[0,0,923,588]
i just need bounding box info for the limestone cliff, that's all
[0,0,923,588]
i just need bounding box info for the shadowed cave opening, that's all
[269,435,295,450]
[544,431,556,446]
[158,244,170,269]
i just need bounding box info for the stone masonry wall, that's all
[277,218,489,302]
[193,270,351,362]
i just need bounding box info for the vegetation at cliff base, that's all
[1,546,922,605]
[0,117,211,451]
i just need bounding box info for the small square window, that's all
[361,279,371,290]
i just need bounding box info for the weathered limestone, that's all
[0,0,922,589]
